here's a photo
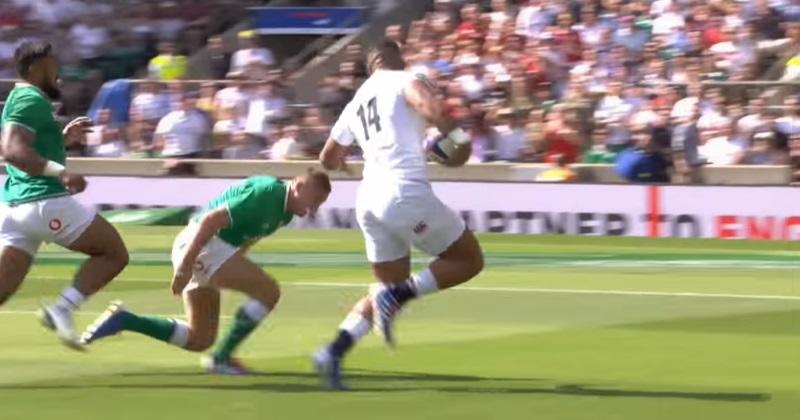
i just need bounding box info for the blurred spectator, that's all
[535,154,577,182]
[230,30,274,73]
[615,125,670,183]
[222,130,262,160]
[214,75,251,128]
[740,131,790,164]
[148,41,188,80]
[775,95,800,137]
[583,126,617,164]
[492,108,526,161]
[542,105,580,163]
[790,135,800,183]
[207,35,231,79]
[154,94,210,158]
[69,15,110,62]
[699,122,746,165]
[244,79,289,142]
[672,101,705,182]
[87,108,128,158]
[270,125,304,160]
[298,107,331,157]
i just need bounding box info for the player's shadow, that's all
[1,370,770,403]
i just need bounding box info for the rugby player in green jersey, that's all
[81,172,331,374]
[0,40,129,350]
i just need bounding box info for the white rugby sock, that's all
[339,312,371,341]
[54,287,86,313]
[169,319,191,348]
[411,268,439,296]
[241,299,270,322]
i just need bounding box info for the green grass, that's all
[0,226,798,420]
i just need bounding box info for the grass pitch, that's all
[0,227,797,420]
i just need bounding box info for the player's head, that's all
[14,40,60,100]
[367,39,405,74]
[288,169,332,217]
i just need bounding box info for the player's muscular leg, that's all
[183,287,221,351]
[0,247,33,305]
[429,230,483,290]
[371,256,411,285]
[67,216,129,295]
[213,254,281,310]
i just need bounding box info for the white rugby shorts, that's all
[356,181,465,263]
[171,223,238,292]
[0,195,96,256]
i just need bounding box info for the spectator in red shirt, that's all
[542,104,580,164]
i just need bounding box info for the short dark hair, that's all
[306,168,332,194]
[367,39,405,72]
[14,40,52,77]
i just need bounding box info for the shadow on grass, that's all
[0,369,769,402]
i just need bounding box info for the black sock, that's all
[328,330,355,359]
[388,279,417,305]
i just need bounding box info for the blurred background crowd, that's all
[1,0,800,183]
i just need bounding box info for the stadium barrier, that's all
[0,158,788,184]
[1,171,796,241]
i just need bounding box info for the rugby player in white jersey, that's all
[314,40,484,390]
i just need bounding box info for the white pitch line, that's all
[289,281,800,302]
[0,309,231,319]
[19,277,800,302]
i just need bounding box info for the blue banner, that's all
[250,7,365,35]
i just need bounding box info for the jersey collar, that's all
[284,181,292,213]
[15,82,48,99]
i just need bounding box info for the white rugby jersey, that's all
[330,70,428,184]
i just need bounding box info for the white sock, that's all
[169,319,190,348]
[54,287,86,312]
[241,299,270,322]
[339,312,371,341]
[411,268,439,297]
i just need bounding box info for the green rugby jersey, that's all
[196,176,294,247]
[1,83,68,205]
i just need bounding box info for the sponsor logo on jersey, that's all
[48,218,62,231]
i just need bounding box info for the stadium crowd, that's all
[2,0,800,183]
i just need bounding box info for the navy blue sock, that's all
[388,280,417,305]
[328,330,355,359]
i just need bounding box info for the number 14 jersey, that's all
[330,70,428,185]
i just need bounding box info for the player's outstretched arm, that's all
[320,137,350,172]
[404,78,471,167]
[172,207,231,294]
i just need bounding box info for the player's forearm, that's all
[181,220,218,266]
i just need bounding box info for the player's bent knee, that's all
[185,332,216,352]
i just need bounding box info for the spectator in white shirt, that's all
[130,80,170,123]
[595,81,634,147]
[775,95,800,137]
[699,123,746,165]
[515,0,554,38]
[244,79,289,141]
[214,76,251,128]
[574,6,605,49]
[651,1,686,37]
[222,130,263,160]
[492,109,526,161]
[154,94,210,158]
[230,31,275,73]
[270,125,305,160]
[86,108,128,157]
[738,97,769,138]
[69,15,109,60]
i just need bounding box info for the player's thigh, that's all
[411,193,469,259]
[438,228,484,273]
[0,246,33,304]
[0,202,43,256]
[183,286,221,341]
[211,253,280,309]
[356,203,411,266]
[48,197,128,260]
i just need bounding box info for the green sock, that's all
[119,311,179,343]
[212,306,262,361]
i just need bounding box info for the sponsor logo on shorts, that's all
[48,218,62,231]
[413,221,428,235]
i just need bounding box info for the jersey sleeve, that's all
[3,94,49,134]
[223,187,261,229]
[330,103,355,146]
